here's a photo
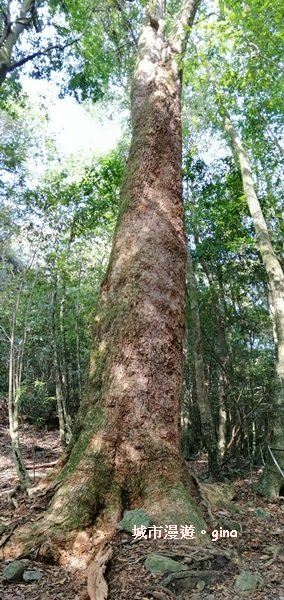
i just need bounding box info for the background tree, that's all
[179,0,284,488]
[183,155,276,478]
[0,94,125,472]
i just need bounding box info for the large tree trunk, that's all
[223,109,284,498]
[5,0,206,564]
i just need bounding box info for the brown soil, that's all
[1,424,284,600]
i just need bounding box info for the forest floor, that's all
[0,422,284,600]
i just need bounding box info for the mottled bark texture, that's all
[223,110,284,498]
[5,0,206,563]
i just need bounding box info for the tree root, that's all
[190,469,216,527]
[1,446,214,600]
[87,544,113,600]
[0,515,33,552]
[147,586,177,599]
[162,568,220,587]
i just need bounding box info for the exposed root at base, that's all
[87,545,113,600]
[1,462,215,600]
[105,530,236,599]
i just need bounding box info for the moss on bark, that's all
[142,478,206,531]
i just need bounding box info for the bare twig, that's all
[26,460,58,469]
[268,445,284,479]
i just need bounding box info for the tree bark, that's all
[223,109,284,497]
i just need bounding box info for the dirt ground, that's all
[0,422,284,600]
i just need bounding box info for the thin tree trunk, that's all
[223,109,284,497]
[186,250,220,477]
[8,299,30,488]
[74,265,83,406]
[59,287,69,401]
[59,283,73,434]
[198,257,233,459]
[7,270,37,488]
[50,282,72,446]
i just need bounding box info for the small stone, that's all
[23,570,43,582]
[253,507,271,520]
[3,560,25,582]
[212,553,230,569]
[220,517,242,532]
[118,509,151,534]
[144,553,187,574]
[234,570,264,593]
[196,579,205,591]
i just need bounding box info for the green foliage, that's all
[0,100,124,425]
[19,381,57,428]
[181,0,283,472]
[0,0,144,99]
[184,155,276,468]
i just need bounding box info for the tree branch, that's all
[170,0,201,56]
[113,0,138,47]
[8,36,80,72]
[0,324,11,342]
